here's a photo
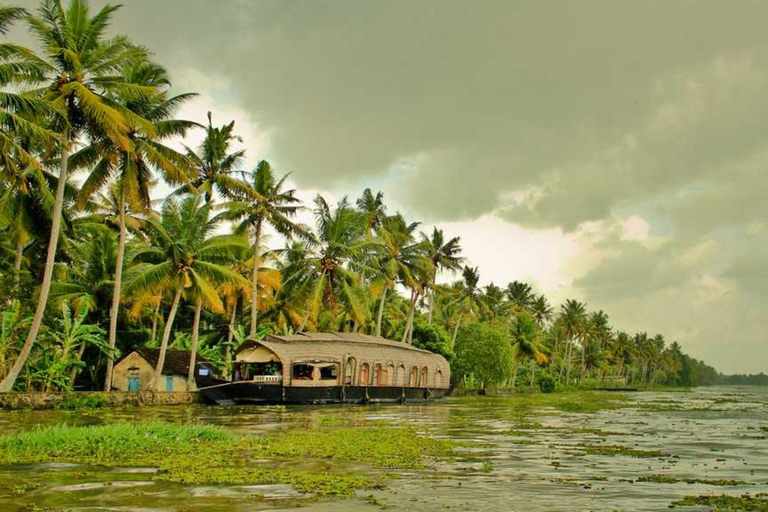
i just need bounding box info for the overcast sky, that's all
[16,0,768,373]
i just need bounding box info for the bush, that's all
[537,373,556,393]
[408,321,454,361]
[452,323,513,388]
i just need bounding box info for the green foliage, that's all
[537,372,556,393]
[54,394,110,410]
[453,322,513,388]
[400,321,454,361]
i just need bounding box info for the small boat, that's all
[198,332,451,405]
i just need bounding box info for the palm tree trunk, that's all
[150,301,160,344]
[511,363,518,388]
[401,288,417,343]
[376,285,388,337]
[187,301,202,391]
[13,238,23,294]
[580,341,586,384]
[103,189,127,391]
[565,341,573,386]
[530,359,536,388]
[407,292,419,344]
[153,287,183,391]
[427,276,436,323]
[0,134,70,393]
[451,313,463,348]
[249,220,263,338]
[224,301,237,379]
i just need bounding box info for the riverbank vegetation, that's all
[0,0,748,394]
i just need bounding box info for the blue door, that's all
[165,375,174,392]
[128,376,140,392]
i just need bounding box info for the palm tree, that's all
[0,0,150,392]
[356,188,387,234]
[73,60,197,390]
[505,281,535,312]
[421,228,462,323]
[0,6,61,170]
[588,310,611,381]
[372,214,431,343]
[530,294,553,326]
[481,282,507,320]
[126,194,249,390]
[449,266,485,347]
[216,160,310,338]
[609,330,634,381]
[510,310,548,387]
[281,196,375,331]
[182,111,250,203]
[558,299,588,386]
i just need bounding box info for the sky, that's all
[15,0,768,373]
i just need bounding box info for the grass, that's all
[0,421,454,498]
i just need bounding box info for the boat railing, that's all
[251,375,282,384]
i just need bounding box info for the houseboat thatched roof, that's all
[235,331,449,370]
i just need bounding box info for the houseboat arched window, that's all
[319,363,339,381]
[435,369,443,387]
[386,363,395,385]
[420,366,429,387]
[344,357,356,385]
[374,363,383,386]
[292,363,313,381]
[397,364,407,386]
[360,363,370,386]
[410,366,418,387]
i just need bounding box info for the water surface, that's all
[1,386,766,511]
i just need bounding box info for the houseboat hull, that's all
[199,382,449,405]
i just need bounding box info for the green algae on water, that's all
[0,421,454,498]
[670,493,768,510]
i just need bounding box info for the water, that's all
[1,386,767,511]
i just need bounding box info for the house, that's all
[112,348,215,392]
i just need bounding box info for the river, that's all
[1,386,766,511]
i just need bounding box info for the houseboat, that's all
[198,332,451,405]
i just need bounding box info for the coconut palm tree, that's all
[509,310,548,387]
[530,294,553,326]
[505,281,535,313]
[609,330,634,381]
[0,6,61,169]
[72,60,197,390]
[356,188,387,234]
[0,0,152,392]
[481,282,507,321]
[126,194,249,390]
[181,112,250,203]
[216,160,311,338]
[449,266,486,347]
[421,228,462,323]
[558,299,588,386]
[371,214,431,343]
[281,196,375,331]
